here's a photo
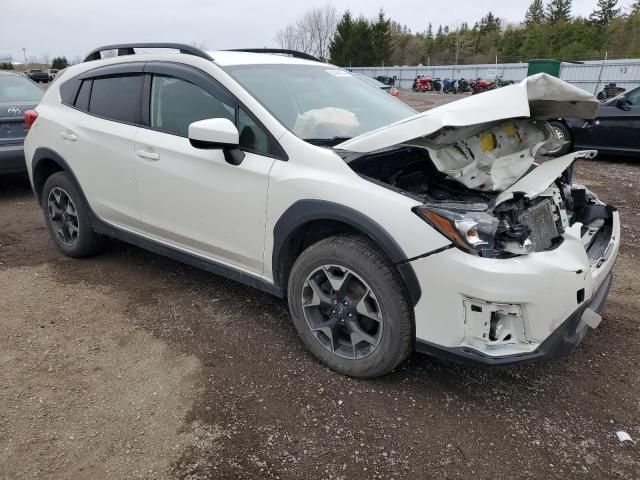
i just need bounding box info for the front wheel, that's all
[287,235,413,378]
[547,121,572,157]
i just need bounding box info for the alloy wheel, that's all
[47,187,79,247]
[301,265,384,359]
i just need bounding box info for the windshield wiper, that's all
[304,136,352,147]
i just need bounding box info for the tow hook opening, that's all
[464,298,528,347]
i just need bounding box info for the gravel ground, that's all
[1,91,639,480]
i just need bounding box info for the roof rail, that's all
[83,43,213,63]
[226,48,322,63]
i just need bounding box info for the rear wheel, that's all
[42,172,105,258]
[287,235,413,378]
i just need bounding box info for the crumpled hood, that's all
[335,73,598,154]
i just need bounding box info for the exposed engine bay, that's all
[344,119,615,260]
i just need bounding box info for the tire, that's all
[41,171,105,258]
[547,121,572,157]
[287,235,413,378]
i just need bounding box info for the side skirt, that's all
[90,213,284,298]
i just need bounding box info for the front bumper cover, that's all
[415,271,613,366]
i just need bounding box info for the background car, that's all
[24,69,49,83]
[550,85,640,157]
[353,73,399,97]
[0,71,43,174]
[47,69,59,81]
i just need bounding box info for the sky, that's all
[1,0,636,62]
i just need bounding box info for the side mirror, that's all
[188,118,245,165]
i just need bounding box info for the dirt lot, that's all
[1,91,639,480]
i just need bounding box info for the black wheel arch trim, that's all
[31,147,88,205]
[272,200,422,306]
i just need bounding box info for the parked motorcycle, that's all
[470,78,497,95]
[495,75,514,88]
[411,75,436,92]
[442,78,459,94]
[458,78,471,93]
[432,77,442,92]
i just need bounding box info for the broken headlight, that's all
[414,206,501,256]
[414,205,537,258]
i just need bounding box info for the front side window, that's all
[89,75,143,123]
[223,64,415,143]
[625,87,640,106]
[150,75,234,137]
[238,107,269,154]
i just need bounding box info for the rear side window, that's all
[89,75,143,124]
[74,80,91,111]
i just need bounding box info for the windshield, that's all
[0,75,44,103]
[224,64,414,142]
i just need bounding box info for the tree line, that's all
[277,1,640,67]
[0,56,70,71]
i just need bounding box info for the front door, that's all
[133,69,277,275]
[585,88,640,153]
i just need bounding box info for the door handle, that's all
[60,131,77,141]
[135,149,160,161]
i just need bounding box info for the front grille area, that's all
[519,199,560,251]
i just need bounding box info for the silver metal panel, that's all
[351,59,640,93]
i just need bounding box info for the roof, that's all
[207,50,324,67]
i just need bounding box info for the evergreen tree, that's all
[329,11,354,66]
[351,16,374,66]
[525,0,546,25]
[51,56,68,70]
[371,9,392,66]
[547,0,572,23]
[426,22,433,38]
[436,25,443,38]
[589,0,620,25]
[479,12,501,32]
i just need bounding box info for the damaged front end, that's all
[344,118,615,263]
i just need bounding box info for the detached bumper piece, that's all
[416,271,613,366]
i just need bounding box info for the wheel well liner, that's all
[272,200,422,306]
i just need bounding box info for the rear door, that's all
[54,65,143,229]
[133,63,279,274]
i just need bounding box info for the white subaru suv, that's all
[24,44,619,377]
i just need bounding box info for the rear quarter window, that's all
[74,80,92,111]
[88,75,143,124]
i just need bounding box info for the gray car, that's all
[0,71,43,174]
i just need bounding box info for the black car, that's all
[551,85,640,157]
[0,71,44,174]
[25,69,50,83]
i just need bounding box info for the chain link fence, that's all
[351,59,640,94]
